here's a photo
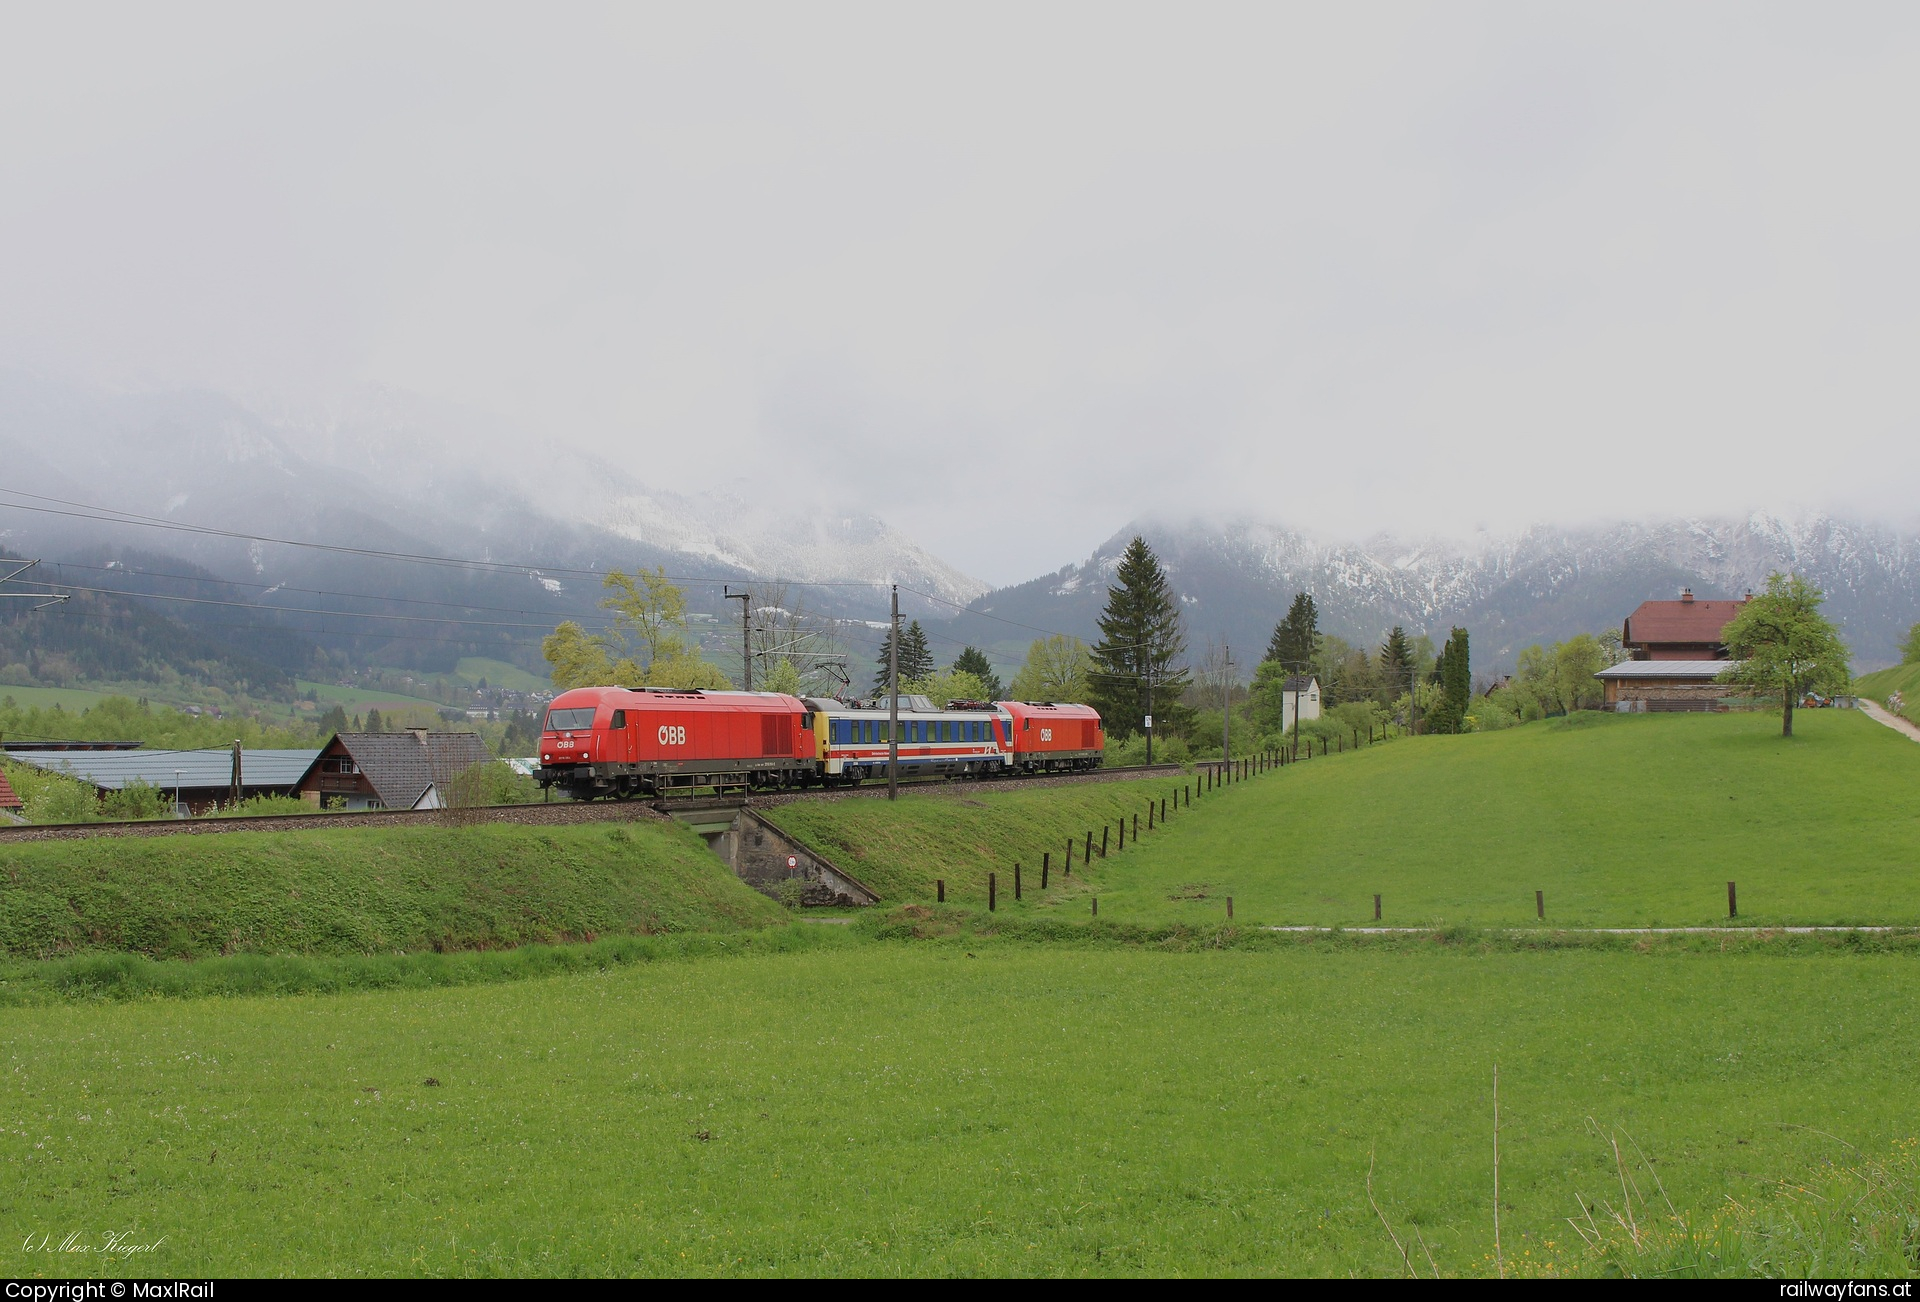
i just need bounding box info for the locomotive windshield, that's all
[544,707,597,732]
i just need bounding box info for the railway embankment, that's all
[760,772,1210,904]
[0,818,784,961]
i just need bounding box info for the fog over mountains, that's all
[3,371,1917,683]
[947,515,1920,673]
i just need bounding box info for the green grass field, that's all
[454,657,551,693]
[295,680,455,718]
[3,939,1915,1277]
[0,684,149,714]
[773,712,1920,928]
[6,709,1920,1277]
[0,820,783,960]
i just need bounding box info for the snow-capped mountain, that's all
[942,514,1920,672]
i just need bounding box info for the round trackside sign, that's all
[787,856,798,869]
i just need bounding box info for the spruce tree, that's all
[364,707,384,734]
[1265,593,1320,668]
[871,619,936,694]
[900,621,934,683]
[1428,626,1471,733]
[951,646,1005,700]
[1088,536,1190,758]
[1377,627,1412,684]
[871,624,900,695]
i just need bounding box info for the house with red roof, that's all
[1597,587,1750,711]
[1622,588,1748,660]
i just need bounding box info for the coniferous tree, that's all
[871,619,936,694]
[900,621,934,683]
[1377,626,1412,692]
[1088,537,1190,757]
[1426,627,1471,733]
[364,707,384,734]
[951,646,1005,700]
[317,705,348,736]
[1265,593,1321,669]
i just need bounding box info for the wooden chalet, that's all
[295,730,492,811]
[1601,587,1750,711]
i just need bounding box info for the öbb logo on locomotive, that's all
[536,686,1106,800]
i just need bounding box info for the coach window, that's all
[610,710,627,729]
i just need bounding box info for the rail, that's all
[0,762,1190,843]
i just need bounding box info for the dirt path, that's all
[1860,698,1920,744]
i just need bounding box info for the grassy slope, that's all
[774,712,1920,927]
[762,777,1191,904]
[2,941,1915,1277]
[0,683,139,713]
[1856,661,1920,725]
[454,657,551,692]
[0,820,784,960]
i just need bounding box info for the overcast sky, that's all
[2,3,1917,586]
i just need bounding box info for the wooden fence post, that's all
[937,879,945,903]
[1065,839,1073,872]
[1374,893,1382,921]
[989,872,996,911]
[1086,830,1094,862]
[1728,880,1737,919]
[1100,826,1109,858]
[1042,852,1050,889]
[1118,820,1125,851]
[1015,862,1022,900]
[1160,797,1167,822]
[1536,890,1544,919]
[1227,896,1234,920]
[1148,802,1155,830]
[1133,812,1139,841]
[1091,897,1098,917]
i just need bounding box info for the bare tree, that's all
[749,582,854,696]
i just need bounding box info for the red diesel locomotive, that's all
[537,686,1105,799]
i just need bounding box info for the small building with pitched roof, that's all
[1622,588,1747,660]
[295,730,492,811]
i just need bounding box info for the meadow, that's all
[3,938,1916,1277]
[0,820,782,960]
[4,709,1919,1278]
[773,711,1920,928]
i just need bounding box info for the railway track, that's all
[0,763,1190,844]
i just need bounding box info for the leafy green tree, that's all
[1266,593,1320,668]
[1088,537,1190,754]
[1008,635,1094,703]
[904,669,991,706]
[1718,572,1853,738]
[761,658,804,697]
[950,647,1005,700]
[1902,622,1920,665]
[542,568,730,690]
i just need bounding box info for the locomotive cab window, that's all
[545,708,596,732]
[609,710,627,729]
